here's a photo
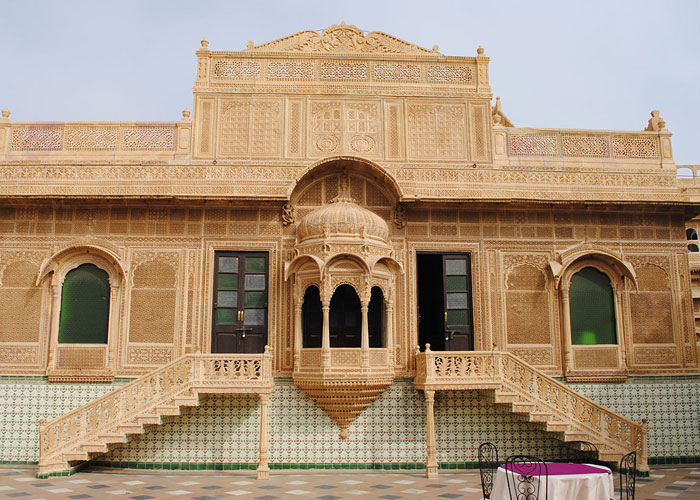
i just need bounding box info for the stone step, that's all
[154,405,181,417]
[116,423,144,435]
[81,442,108,454]
[98,433,127,445]
[493,391,520,404]
[63,451,88,462]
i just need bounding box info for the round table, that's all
[490,462,615,500]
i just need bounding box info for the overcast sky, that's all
[1,0,698,165]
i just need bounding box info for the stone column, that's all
[47,281,62,371]
[294,301,303,369]
[385,300,394,353]
[560,284,574,374]
[424,390,439,478]
[321,303,330,370]
[361,300,369,369]
[614,286,627,370]
[256,393,270,480]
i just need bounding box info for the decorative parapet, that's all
[194,25,490,97]
[502,127,673,163]
[0,118,189,158]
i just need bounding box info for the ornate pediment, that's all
[247,22,437,55]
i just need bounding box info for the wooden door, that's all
[211,251,268,354]
[442,254,474,351]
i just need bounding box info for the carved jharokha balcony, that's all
[414,348,648,476]
[293,347,394,440]
[38,350,274,478]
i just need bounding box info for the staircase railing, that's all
[415,349,647,469]
[39,351,273,471]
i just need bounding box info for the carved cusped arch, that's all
[37,242,127,382]
[37,242,126,287]
[289,156,403,203]
[552,245,633,382]
[550,245,637,291]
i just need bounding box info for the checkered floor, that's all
[0,465,698,499]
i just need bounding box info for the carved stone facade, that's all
[0,24,697,473]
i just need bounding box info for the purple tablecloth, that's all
[504,462,611,476]
[492,462,614,500]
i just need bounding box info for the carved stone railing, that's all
[414,349,648,471]
[501,127,672,163]
[38,351,273,475]
[0,115,192,158]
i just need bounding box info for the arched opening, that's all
[368,286,384,348]
[58,263,110,344]
[569,267,617,345]
[302,285,322,348]
[329,284,361,348]
[687,228,699,252]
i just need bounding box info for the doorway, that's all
[211,251,268,353]
[417,252,474,351]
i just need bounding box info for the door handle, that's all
[444,311,448,323]
[237,310,244,322]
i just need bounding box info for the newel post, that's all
[425,343,435,382]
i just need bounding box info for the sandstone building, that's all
[0,24,698,478]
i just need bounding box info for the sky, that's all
[1,0,698,165]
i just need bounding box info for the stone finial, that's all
[491,97,515,127]
[246,40,254,49]
[181,108,191,121]
[477,45,485,56]
[644,110,666,131]
[432,45,440,53]
[1,108,9,120]
[200,38,209,49]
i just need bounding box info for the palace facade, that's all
[0,24,698,478]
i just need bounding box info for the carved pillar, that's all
[321,303,330,370]
[0,108,10,157]
[361,300,369,369]
[385,300,394,354]
[106,281,120,371]
[560,284,574,374]
[47,280,62,371]
[294,298,303,370]
[614,286,628,370]
[256,393,270,480]
[424,390,439,478]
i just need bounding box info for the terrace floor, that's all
[0,464,698,499]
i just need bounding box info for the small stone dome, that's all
[297,200,390,243]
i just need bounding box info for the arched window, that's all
[329,284,361,348]
[58,263,110,344]
[302,286,322,348]
[687,228,699,252]
[368,286,384,348]
[569,267,617,345]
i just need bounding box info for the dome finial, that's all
[331,169,355,203]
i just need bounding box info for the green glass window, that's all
[58,264,110,344]
[569,267,617,345]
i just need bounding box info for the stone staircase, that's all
[38,350,274,478]
[414,348,648,473]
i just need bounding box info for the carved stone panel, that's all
[309,100,381,158]
[406,103,467,160]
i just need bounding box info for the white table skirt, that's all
[490,463,614,500]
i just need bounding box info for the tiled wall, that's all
[570,378,700,460]
[0,379,122,462]
[0,378,698,464]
